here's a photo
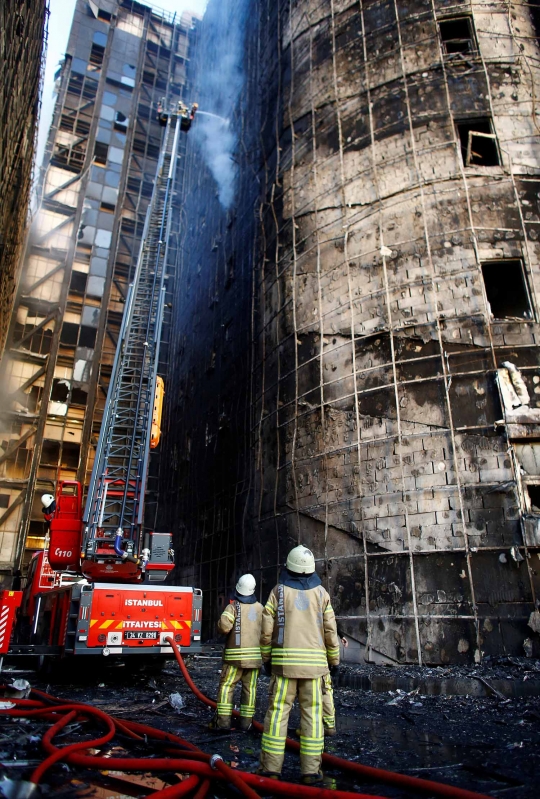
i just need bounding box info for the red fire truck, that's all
[0,107,202,667]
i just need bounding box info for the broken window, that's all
[89,43,105,68]
[41,441,60,466]
[456,118,500,166]
[439,17,475,54]
[94,141,108,165]
[61,442,80,470]
[481,259,533,320]
[525,483,540,513]
[114,111,128,132]
[71,387,88,406]
[70,271,87,294]
[50,379,70,403]
[60,322,79,345]
[78,325,97,348]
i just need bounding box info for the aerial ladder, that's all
[0,105,202,665]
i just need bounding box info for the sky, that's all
[36,0,208,168]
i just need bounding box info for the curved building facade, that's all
[163,0,540,663]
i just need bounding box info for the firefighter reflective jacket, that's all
[218,598,263,668]
[260,573,340,678]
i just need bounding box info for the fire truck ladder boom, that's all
[82,116,180,567]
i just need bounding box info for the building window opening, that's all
[481,259,533,320]
[526,483,540,512]
[530,1,540,39]
[89,43,105,68]
[70,271,87,294]
[79,325,97,349]
[98,8,111,22]
[71,387,88,406]
[439,17,474,54]
[41,441,60,466]
[0,494,9,509]
[94,141,108,165]
[114,111,128,132]
[50,379,70,403]
[60,322,79,346]
[456,118,500,166]
[61,442,80,470]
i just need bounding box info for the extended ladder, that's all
[82,115,181,579]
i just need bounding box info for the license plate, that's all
[124,631,158,640]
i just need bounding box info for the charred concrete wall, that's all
[163,0,540,663]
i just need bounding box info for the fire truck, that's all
[0,105,202,668]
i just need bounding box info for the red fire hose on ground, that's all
[0,644,494,799]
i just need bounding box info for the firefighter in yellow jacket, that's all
[258,545,340,785]
[211,573,263,732]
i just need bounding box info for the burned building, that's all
[0,0,199,582]
[161,0,540,663]
[0,0,48,357]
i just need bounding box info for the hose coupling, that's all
[210,755,223,770]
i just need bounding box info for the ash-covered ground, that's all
[1,655,540,798]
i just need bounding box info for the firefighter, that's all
[179,102,198,132]
[258,545,340,785]
[211,573,263,732]
[321,625,348,736]
[41,494,56,528]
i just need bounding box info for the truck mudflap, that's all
[0,591,23,655]
[71,583,202,655]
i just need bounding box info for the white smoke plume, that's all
[194,0,250,209]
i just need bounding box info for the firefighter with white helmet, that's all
[211,573,263,731]
[41,493,56,526]
[258,545,340,784]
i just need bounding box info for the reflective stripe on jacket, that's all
[260,583,340,678]
[217,600,263,668]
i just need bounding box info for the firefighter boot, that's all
[255,768,280,780]
[301,771,324,786]
[208,713,231,730]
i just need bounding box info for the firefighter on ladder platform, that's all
[41,494,56,529]
[157,99,198,131]
[211,574,263,732]
[258,545,340,786]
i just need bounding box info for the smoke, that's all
[194,0,250,210]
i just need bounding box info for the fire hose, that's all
[0,645,494,799]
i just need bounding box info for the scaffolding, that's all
[161,0,540,662]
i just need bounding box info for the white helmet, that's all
[41,494,54,508]
[236,573,256,596]
[286,545,315,574]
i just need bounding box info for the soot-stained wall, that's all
[161,0,540,663]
